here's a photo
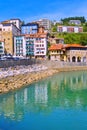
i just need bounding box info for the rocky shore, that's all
[1,63,87,94]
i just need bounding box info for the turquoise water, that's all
[0,71,87,130]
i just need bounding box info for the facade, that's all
[2,18,22,30]
[33,19,51,31]
[65,44,87,62]
[14,29,47,58]
[49,44,87,62]
[0,23,20,55]
[10,19,22,30]
[0,41,4,56]
[34,36,47,58]
[25,37,34,57]
[21,23,39,34]
[14,36,26,56]
[57,26,83,33]
[48,44,65,61]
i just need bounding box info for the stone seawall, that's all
[1,66,87,94]
[0,59,38,68]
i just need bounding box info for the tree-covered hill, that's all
[51,32,87,46]
[61,16,86,24]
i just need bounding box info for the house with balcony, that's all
[14,27,48,58]
[14,36,26,56]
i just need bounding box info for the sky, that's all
[0,0,87,23]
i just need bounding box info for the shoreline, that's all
[0,65,87,94]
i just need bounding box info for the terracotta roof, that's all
[65,44,87,48]
[49,43,87,51]
[25,33,47,38]
[48,44,64,51]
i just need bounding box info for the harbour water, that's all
[0,71,87,130]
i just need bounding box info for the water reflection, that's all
[0,71,87,121]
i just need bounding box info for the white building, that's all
[10,19,22,30]
[0,41,4,56]
[57,26,83,33]
[34,36,47,58]
[1,18,22,30]
[69,20,81,25]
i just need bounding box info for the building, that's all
[25,36,34,57]
[14,35,26,56]
[33,19,51,32]
[0,23,21,55]
[21,23,39,34]
[65,44,87,62]
[57,26,83,33]
[69,20,81,25]
[2,18,22,30]
[49,43,87,62]
[0,41,4,56]
[48,37,64,44]
[14,27,47,58]
[48,44,65,61]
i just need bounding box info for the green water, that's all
[0,71,87,130]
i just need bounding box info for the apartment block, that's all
[14,36,26,56]
[33,19,51,32]
[21,23,39,34]
[14,28,47,58]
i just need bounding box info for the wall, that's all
[0,59,39,68]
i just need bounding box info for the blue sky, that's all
[0,0,87,22]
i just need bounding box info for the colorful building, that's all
[14,27,47,58]
[48,44,65,61]
[57,26,83,33]
[21,23,39,34]
[49,44,87,62]
[14,36,26,56]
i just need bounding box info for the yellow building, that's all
[0,23,20,55]
[48,44,66,61]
